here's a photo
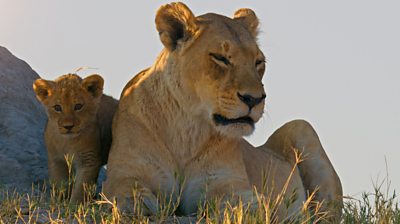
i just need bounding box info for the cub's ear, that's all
[82,74,104,98]
[33,79,55,102]
[233,8,259,38]
[155,2,198,51]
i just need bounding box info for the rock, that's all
[0,46,48,191]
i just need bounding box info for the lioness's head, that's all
[156,3,266,137]
[33,74,104,136]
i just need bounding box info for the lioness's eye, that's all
[209,53,231,66]
[256,59,265,67]
[74,104,84,111]
[53,105,62,112]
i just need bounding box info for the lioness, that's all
[104,2,343,220]
[33,74,118,203]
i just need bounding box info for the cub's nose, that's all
[237,92,266,109]
[63,125,74,131]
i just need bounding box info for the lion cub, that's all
[33,74,118,203]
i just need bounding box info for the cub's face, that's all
[33,74,104,136]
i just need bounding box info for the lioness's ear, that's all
[155,2,198,51]
[82,74,104,98]
[33,79,55,102]
[233,8,259,38]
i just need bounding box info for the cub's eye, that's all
[53,105,62,112]
[209,53,231,66]
[74,103,84,111]
[256,59,265,67]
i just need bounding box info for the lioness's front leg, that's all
[260,119,343,220]
[103,112,180,215]
[103,176,160,216]
[104,163,179,216]
[181,145,257,215]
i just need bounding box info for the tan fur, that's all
[33,74,118,204]
[104,2,343,221]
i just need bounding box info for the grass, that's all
[342,172,400,223]
[0,155,399,223]
[0,186,324,224]
[2,184,399,223]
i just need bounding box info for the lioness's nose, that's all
[63,125,74,131]
[237,92,266,109]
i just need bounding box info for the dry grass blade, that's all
[74,66,99,73]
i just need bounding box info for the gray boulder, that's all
[0,46,48,191]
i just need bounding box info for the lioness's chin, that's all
[212,114,255,137]
[215,123,255,137]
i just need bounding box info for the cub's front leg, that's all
[48,155,69,185]
[70,151,102,204]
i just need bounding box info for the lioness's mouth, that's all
[213,114,254,127]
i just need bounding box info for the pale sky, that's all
[1,0,399,199]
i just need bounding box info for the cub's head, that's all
[156,3,266,137]
[33,74,104,135]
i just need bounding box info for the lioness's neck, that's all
[132,50,224,160]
